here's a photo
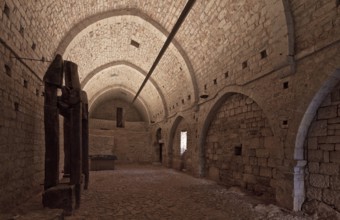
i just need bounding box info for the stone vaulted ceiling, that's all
[14,0,289,123]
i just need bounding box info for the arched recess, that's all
[167,115,192,171]
[198,86,273,176]
[81,60,168,118]
[199,91,278,197]
[293,69,340,211]
[55,9,199,106]
[89,86,151,123]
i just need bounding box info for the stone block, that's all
[309,174,329,188]
[323,151,330,163]
[42,184,76,216]
[259,167,272,177]
[328,118,340,124]
[306,186,322,200]
[322,189,337,205]
[318,136,340,144]
[320,163,339,175]
[330,175,340,190]
[335,197,340,211]
[308,162,319,173]
[329,129,336,135]
[317,105,337,120]
[264,136,276,148]
[256,148,269,158]
[248,149,256,157]
[267,158,282,167]
[328,124,340,130]
[258,158,267,166]
[308,120,328,137]
[308,150,323,162]
[260,127,273,136]
[242,157,249,164]
[249,157,258,165]
[244,165,252,173]
[90,155,117,171]
[252,166,260,175]
[319,144,335,151]
[308,137,318,150]
[330,151,340,163]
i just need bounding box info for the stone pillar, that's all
[43,55,63,190]
[81,91,89,190]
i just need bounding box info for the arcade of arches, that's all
[1,0,340,218]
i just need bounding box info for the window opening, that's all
[180,131,187,155]
[116,107,124,128]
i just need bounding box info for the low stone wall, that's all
[89,119,153,164]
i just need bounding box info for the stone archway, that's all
[294,69,340,211]
[200,92,278,197]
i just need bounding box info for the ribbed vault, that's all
[63,14,196,122]
[84,64,163,121]
[17,0,288,123]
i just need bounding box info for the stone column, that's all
[43,55,63,190]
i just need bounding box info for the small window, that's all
[32,42,36,50]
[19,25,24,37]
[3,3,10,18]
[260,50,267,59]
[14,102,19,111]
[225,71,229,78]
[283,81,289,89]
[180,131,187,155]
[5,64,11,77]
[116,107,124,128]
[130,39,140,48]
[234,145,242,156]
[242,61,248,69]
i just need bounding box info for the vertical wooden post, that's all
[64,61,82,208]
[63,117,71,177]
[43,55,63,190]
[81,91,89,190]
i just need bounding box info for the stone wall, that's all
[205,93,278,197]
[291,0,340,54]
[90,98,143,122]
[0,43,45,211]
[89,119,152,163]
[304,82,340,212]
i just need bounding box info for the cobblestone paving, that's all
[65,165,313,220]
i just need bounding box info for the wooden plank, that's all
[43,55,63,190]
